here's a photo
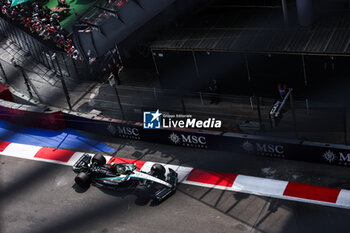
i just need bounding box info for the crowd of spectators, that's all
[0,0,80,60]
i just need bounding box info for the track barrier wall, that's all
[0,83,13,102]
[0,85,349,167]
[64,113,350,168]
[0,89,349,167]
[0,98,65,130]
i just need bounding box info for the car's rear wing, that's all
[72,153,92,173]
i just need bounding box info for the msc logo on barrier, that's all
[143,110,162,129]
[242,141,285,158]
[168,133,207,148]
[322,150,350,166]
[107,124,141,140]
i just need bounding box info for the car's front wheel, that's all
[75,172,91,189]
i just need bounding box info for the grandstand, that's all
[0,0,205,80]
[3,0,350,89]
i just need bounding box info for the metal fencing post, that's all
[114,86,124,119]
[55,54,64,77]
[61,53,70,77]
[244,54,251,81]
[199,92,204,105]
[289,91,297,137]
[344,107,347,145]
[55,57,72,110]
[192,50,200,78]
[257,96,263,132]
[305,98,309,115]
[151,49,159,76]
[60,75,72,110]
[301,55,308,87]
[181,95,186,114]
[71,57,79,76]
[250,96,254,110]
[20,67,33,98]
[0,61,9,84]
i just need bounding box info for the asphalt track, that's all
[1,155,350,233]
[1,133,350,233]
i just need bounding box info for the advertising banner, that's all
[64,113,350,168]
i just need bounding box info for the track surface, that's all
[1,134,350,233]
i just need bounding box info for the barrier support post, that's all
[114,86,125,119]
[344,107,347,145]
[181,95,186,114]
[289,91,297,137]
[151,49,159,76]
[55,57,72,110]
[20,67,33,98]
[0,61,9,84]
[60,76,72,110]
[257,96,263,131]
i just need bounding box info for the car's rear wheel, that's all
[92,154,106,165]
[151,164,166,180]
[75,172,91,189]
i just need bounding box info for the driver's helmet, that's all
[116,164,126,174]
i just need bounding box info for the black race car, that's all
[72,154,178,201]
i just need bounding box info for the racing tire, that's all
[75,172,91,189]
[92,154,106,165]
[150,164,166,179]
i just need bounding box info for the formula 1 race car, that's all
[72,154,178,201]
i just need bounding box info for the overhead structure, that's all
[73,0,174,60]
[150,10,350,56]
[73,0,206,61]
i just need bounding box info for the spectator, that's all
[34,4,39,13]
[277,83,288,99]
[0,0,73,55]
[57,0,70,8]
